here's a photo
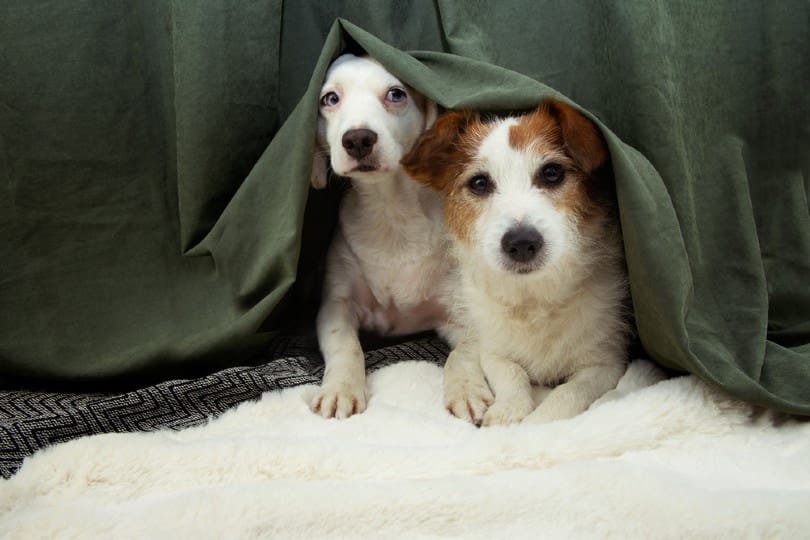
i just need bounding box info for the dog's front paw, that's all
[445,374,494,426]
[521,400,581,424]
[482,396,535,427]
[310,381,367,419]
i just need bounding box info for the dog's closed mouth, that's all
[506,262,543,275]
[354,164,378,172]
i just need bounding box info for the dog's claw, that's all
[445,385,493,426]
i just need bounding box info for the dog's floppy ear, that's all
[401,110,478,193]
[311,118,330,189]
[544,100,608,175]
[311,145,328,189]
[410,88,438,131]
[423,100,438,130]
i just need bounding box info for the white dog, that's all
[402,100,629,426]
[309,54,453,419]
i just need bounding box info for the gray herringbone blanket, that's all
[0,335,449,478]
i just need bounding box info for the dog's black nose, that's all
[342,129,378,160]
[501,227,543,263]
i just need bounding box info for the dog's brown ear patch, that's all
[544,100,607,174]
[401,110,478,193]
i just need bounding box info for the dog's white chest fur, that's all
[457,259,626,384]
[338,179,449,335]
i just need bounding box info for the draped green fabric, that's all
[2,2,808,414]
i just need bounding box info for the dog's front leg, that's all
[522,362,626,424]
[311,298,367,419]
[480,352,535,426]
[443,338,493,426]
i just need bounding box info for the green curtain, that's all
[2,2,808,415]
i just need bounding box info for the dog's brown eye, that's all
[540,163,565,185]
[320,92,339,108]
[467,174,493,196]
[385,87,407,103]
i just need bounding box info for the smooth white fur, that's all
[4,361,810,539]
[444,115,628,426]
[310,55,448,418]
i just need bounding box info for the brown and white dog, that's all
[402,100,629,426]
[309,54,452,419]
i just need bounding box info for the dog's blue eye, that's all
[320,92,340,107]
[386,87,407,103]
[540,163,565,185]
[467,174,492,196]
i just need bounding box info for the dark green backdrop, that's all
[1,2,808,414]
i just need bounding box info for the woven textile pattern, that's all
[0,335,449,478]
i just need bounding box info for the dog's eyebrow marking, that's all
[534,152,571,167]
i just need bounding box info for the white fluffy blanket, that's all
[2,360,809,539]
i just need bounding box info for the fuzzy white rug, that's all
[2,360,809,539]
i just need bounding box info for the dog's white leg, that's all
[523,362,626,424]
[442,338,493,425]
[311,298,367,419]
[480,353,535,426]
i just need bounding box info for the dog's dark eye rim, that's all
[467,173,493,195]
[538,163,565,185]
[385,86,408,103]
[320,91,340,107]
